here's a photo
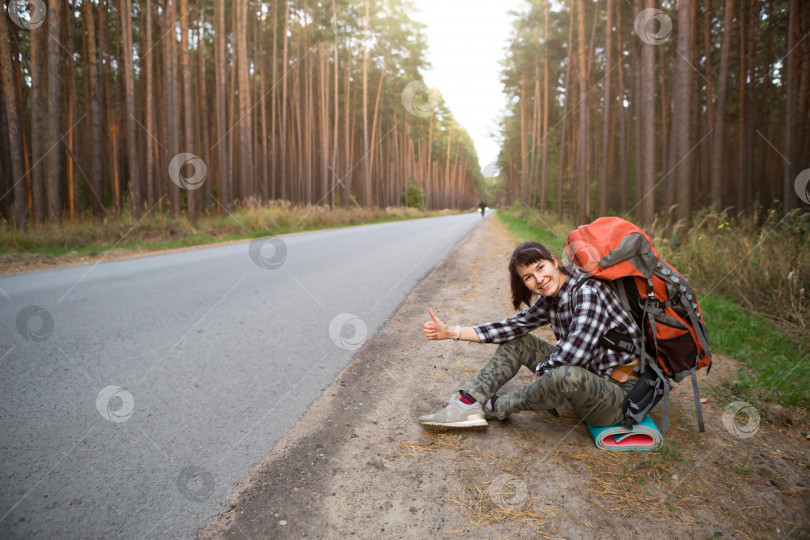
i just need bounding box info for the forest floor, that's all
[199,215,810,539]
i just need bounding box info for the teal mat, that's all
[586,414,663,452]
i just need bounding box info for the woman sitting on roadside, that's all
[419,241,642,430]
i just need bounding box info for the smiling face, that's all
[516,257,565,297]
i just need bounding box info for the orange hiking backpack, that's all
[565,217,712,432]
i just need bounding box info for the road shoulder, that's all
[200,215,810,539]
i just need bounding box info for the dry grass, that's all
[451,471,547,524]
[0,198,456,253]
[235,198,438,232]
[399,433,466,456]
[657,207,810,333]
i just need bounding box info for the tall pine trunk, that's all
[599,0,614,217]
[214,0,229,210]
[639,0,656,225]
[196,24,212,212]
[783,0,799,212]
[179,0,196,219]
[165,0,180,215]
[616,0,629,213]
[145,0,156,208]
[271,0,279,201]
[362,0,372,205]
[121,0,141,217]
[368,52,388,204]
[44,0,62,221]
[280,0,290,202]
[711,0,733,209]
[259,20,269,202]
[671,0,694,225]
[331,0,339,208]
[575,0,588,223]
[519,77,527,205]
[30,19,45,223]
[558,4,574,218]
[236,0,253,204]
[0,10,27,227]
[540,0,550,212]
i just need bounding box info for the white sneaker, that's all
[418,395,488,432]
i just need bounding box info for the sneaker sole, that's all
[418,418,488,432]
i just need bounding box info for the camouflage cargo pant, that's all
[460,333,637,427]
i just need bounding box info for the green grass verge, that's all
[700,294,809,408]
[497,212,566,256]
[498,211,809,410]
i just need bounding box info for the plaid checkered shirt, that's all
[473,274,641,379]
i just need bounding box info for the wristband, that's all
[453,326,461,340]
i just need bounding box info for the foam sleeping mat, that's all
[586,414,664,452]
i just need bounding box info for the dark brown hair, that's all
[508,242,571,310]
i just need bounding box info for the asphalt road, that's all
[0,212,486,538]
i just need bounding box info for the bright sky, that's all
[410,0,528,173]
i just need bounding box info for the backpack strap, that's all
[677,294,710,433]
[678,293,712,361]
[614,278,632,313]
[598,279,640,355]
[689,368,706,432]
[638,279,659,375]
[628,279,671,431]
[622,357,671,429]
[660,369,670,432]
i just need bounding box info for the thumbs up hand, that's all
[423,308,453,340]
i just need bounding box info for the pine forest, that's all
[0,0,809,230]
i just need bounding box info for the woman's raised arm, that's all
[423,308,481,342]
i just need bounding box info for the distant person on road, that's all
[419,241,641,431]
[477,201,487,217]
